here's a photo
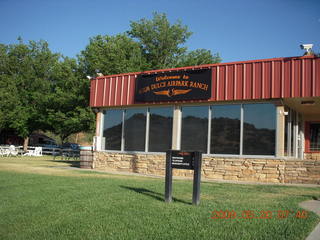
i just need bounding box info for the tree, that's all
[80,13,221,76]
[0,39,60,150]
[0,44,11,131]
[44,57,95,143]
[0,39,95,149]
[176,49,221,67]
[128,12,193,69]
[78,34,148,76]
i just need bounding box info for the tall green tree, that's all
[80,13,221,76]
[127,12,193,69]
[176,49,221,67]
[78,34,148,76]
[0,39,60,149]
[44,57,95,143]
[0,39,95,148]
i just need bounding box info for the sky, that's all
[0,0,319,63]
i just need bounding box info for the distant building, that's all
[0,130,56,146]
[89,54,320,184]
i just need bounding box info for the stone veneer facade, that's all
[91,152,320,184]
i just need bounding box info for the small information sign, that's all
[165,150,202,205]
[171,151,194,169]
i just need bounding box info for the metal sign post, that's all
[192,151,202,205]
[165,150,202,205]
[165,150,173,203]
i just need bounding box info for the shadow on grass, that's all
[301,195,320,200]
[120,186,191,205]
[49,160,80,168]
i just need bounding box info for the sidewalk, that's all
[299,200,320,240]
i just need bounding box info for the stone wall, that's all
[305,152,320,161]
[93,152,320,184]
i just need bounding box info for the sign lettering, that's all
[135,69,212,102]
[171,151,194,169]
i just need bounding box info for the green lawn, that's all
[0,157,319,240]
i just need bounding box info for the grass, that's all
[0,156,319,240]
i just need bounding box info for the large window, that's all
[103,109,123,151]
[101,103,277,156]
[124,108,147,151]
[181,106,208,153]
[149,107,173,152]
[211,105,241,154]
[310,123,320,151]
[243,104,276,155]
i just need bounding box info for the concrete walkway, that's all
[299,200,320,240]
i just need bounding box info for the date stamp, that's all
[210,210,309,220]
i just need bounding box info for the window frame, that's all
[100,102,278,157]
[148,106,174,153]
[180,105,209,153]
[241,103,277,156]
[178,102,277,157]
[102,109,123,151]
[210,104,242,155]
[305,121,320,153]
[102,106,174,153]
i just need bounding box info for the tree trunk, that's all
[75,133,79,143]
[61,135,68,145]
[23,137,29,152]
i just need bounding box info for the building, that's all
[89,53,320,184]
[0,130,56,146]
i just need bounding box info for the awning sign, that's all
[135,69,212,102]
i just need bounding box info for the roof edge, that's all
[94,55,318,80]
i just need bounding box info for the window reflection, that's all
[211,105,240,154]
[243,104,276,155]
[181,106,208,153]
[310,123,320,151]
[103,110,123,150]
[149,107,173,152]
[102,103,277,156]
[124,108,147,151]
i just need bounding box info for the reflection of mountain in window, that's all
[243,104,276,155]
[181,106,208,153]
[124,111,146,151]
[211,105,240,154]
[103,110,122,151]
[149,107,173,152]
[211,117,240,154]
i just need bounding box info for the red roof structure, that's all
[90,55,320,107]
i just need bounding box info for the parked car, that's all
[39,144,60,149]
[61,142,80,150]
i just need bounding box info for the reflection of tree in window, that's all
[124,109,146,151]
[243,104,276,155]
[103,110,122,151]
[149,107,173,152]
[211,105,240,154]
[181,106,208,153]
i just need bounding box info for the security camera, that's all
[300,44,313,53]
[86,75,92,80]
